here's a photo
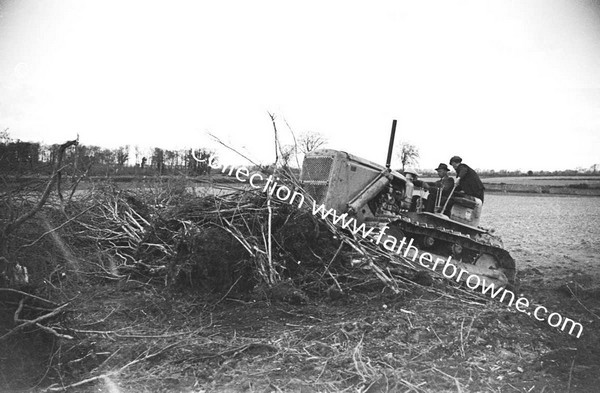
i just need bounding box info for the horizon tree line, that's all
[0,129,598,177]
[0,136,213,177]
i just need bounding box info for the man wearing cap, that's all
[449,156,485,202]
[425,163,455,213]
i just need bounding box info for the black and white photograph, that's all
[1,1,599,392]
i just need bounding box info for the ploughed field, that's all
[419,176,600,187]
[422,176,600,196]
[2,189,600,392]
[483,194,600,281]
[480,176,600,187]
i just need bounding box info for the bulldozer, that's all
[299,120,516,288]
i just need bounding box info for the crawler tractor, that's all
[299,121,516,287]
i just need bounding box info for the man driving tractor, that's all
[449,156,485,203]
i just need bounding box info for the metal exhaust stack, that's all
[386,119,397,170]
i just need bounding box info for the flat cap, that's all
[449,156,462,164]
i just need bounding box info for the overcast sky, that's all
[1,0,599,171]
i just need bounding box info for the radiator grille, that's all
[300,156,333,181]
[303,184,328,205]
[300,156,333,204]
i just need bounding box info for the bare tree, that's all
[0,128,10,144]
[279,144,296,168]
[164,150,176,169]
[134,145,141,166]
[298,131,327,155]
[188,148,212,175]
[116,145,129,167]
[152,148,165,173]
[0,139,78,286]
[396,141,419,172]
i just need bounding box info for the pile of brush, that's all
[67,171,462,299]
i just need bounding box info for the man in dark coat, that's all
[425,163,455,213]
[449,156,485,202]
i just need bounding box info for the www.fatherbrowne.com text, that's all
[199,156,584,338]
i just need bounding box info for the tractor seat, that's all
[452,195,478,209]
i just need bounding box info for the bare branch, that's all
[19,204,98,249]
[283,117,301,169]
[0,288,59,306]
[0,302,70,342]
[34,323,74,340]
[268,112,279,166]
[43,343,178,392]
[5,139,78,234]
[207,132,261,169]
